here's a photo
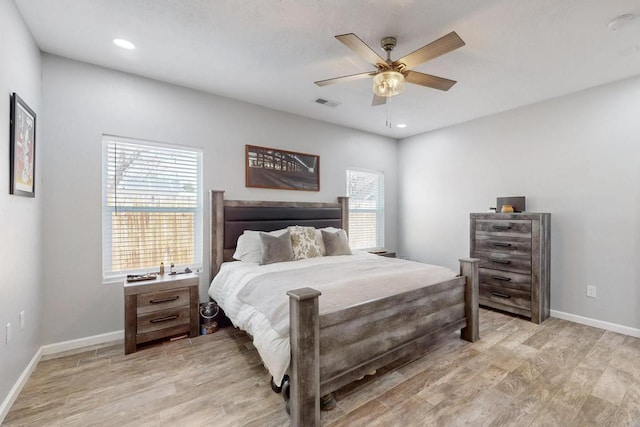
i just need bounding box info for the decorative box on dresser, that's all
[470,213,550,324]
[124,273,199,354]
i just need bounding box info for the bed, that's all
[208,190,479,426]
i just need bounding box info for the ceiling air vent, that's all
[314,98,340,107]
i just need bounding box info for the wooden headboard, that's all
[209,190,349,283]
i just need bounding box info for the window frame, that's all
[346,168,385,251]
[101,135,203,284]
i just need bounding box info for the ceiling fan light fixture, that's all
[373,71,405,97]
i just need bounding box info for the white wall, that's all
[398,74,640,330]
[0,0,42,407]
[40,54,398,344]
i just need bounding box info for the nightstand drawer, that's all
[475,219,531,236]
[137,306,190,334]
[479,268,531,292]
[137,288,190,314]
[474,251,531,275]
[475,235,531,256]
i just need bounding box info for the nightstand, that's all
[124,273,199,354]
[370,250,396,258]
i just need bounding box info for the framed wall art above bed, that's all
[245,145,320,191]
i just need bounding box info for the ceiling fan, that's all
[315,31,465,106]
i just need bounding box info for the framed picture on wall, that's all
[9,93,37,197]
[246,145,320,191]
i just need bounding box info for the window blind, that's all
[102,136,202,281]
[346,169,384,250]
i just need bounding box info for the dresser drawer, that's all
[475,235,531,256]
[474,251,532,275]
[136,288,190,315]
[479,268,531,292]
[137,306,190,334]
[480,283,531,311]
[475,219,531,236]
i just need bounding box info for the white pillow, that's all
[233,229,287,263]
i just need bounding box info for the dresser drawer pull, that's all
[150,296,180,304]
[492,242,512,248]
[492,275,512,281]
[150,315,179,323]
[491,224,511,230]
[491,291,511,299]
[490,258,511,265]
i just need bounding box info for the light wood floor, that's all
[4,309,640,426]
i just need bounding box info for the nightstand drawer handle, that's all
[492,242,512,248]
[150,296,180,304]
[492,224,511,230]
[492,275,512,281]
[490,258,511,264]
[150,315,179,323]
[491,291,511,299]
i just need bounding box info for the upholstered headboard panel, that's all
[223,206,342,249]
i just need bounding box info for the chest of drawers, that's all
[470,213,550,324]
[124,273,199,354]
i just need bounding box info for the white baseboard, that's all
[1,330,123,423]
[41,330,124,356]
[551,309,640,338]
[0,346,43,424]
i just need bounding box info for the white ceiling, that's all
[14,0,640,138]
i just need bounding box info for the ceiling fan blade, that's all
[335,33,389,69]
[405,70,457,91]
[394,31,465,70]
[314,71,376,87]
[371,94,387,106]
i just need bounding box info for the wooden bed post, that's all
[209,190,225,284]
[459,258,480,342]
[287,287,321,427]
[338,196,349,234]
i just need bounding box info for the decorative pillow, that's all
[288,226,322,260]
[259,231,294,265]
[315,227,341,256]
[233,229,287,263]
[321,229,352,256]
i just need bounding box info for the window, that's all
[102,136,202,282]
[346,169,384,250]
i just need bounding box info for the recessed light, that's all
[113,38,135,50]
[396,123,407,128]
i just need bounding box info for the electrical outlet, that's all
[6,323,11,344]
[19,311,25,330]
[586,285,597,298]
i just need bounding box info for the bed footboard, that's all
[287,258,479,427]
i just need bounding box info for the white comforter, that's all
[208,252,457,385]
